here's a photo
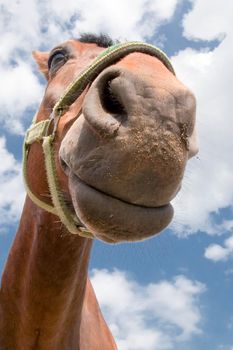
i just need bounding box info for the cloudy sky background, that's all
[0,0,233,349]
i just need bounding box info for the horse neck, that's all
[0,196,93,348]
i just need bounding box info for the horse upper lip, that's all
[71,173,169,210]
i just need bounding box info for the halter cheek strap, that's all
[23,41,175,238]
[23,120,92,237]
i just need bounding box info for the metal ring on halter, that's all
[44,111,62,139]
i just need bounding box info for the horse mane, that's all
[78,33,119,48]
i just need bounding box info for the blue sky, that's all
[0,1,233,349]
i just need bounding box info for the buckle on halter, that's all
[45,110,62,139]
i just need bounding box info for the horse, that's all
[0,33,197,349]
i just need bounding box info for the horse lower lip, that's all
[68,173,173,242]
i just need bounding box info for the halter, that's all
[23,41,175,238]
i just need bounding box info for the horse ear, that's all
[32,51,49,80]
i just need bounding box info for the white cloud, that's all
[0,61,43,134]
[205,235,233,262]
[0,137,25,231]
[0,0,180,54]
[170,1,233,235]
[183,0,232,41]
[0,0,40,62]
[91,268,206,350]
[48,0,179,41]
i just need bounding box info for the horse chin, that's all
[68,172,174,243]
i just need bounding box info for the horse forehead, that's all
[63,39,104,57]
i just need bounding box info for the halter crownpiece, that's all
[23,41,175,238]
[53,41,175,116]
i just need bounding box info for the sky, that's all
[0,0,233,349]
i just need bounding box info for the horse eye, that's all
[48,50,68,72]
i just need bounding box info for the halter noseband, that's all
[23,41,175,238]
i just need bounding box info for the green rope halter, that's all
[23,41,175,238]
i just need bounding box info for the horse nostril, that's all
[83,68,130,138]
[100,77,127,122]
